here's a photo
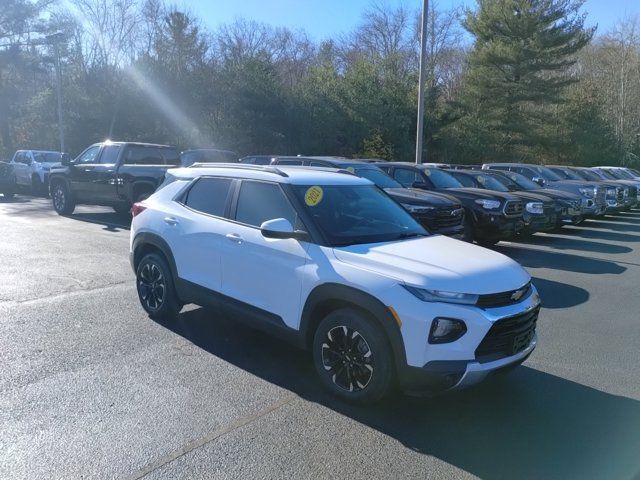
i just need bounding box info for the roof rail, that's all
[188,162,288,177]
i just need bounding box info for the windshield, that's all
[533,165,562,181]
[33,152,62,163]
[423,168,464,188]
[502,171,542,190]
[573,169,599,181]
[453,172,510,192]
[596,168,617,180]
[353,167,402,189]
[606,169,631,179]
[292,184,427,246]
[487,174,519,190]
[557,167,584,181]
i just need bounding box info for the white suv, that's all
[130,165,540,402]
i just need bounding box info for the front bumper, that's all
[522,211,557,233]
[581,197,606,216]
[394,286,540,395]
[474,211,524,240]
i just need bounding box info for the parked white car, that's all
[10,150,64,194]
[129,164,540,402]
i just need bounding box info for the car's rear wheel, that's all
[112,204,131,215]
[313,308,394,403]
[136,253,181,321]
[51,181,75,215]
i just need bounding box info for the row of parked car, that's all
[2,142,639,249]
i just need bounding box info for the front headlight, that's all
[474,199,501,210]
[579,187,595,198]
[401,203,435,213]
[402,285,479,305]
[525,202,544,214]
[606,188,616,197]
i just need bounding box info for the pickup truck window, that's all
[100,145,121,165]
[185,177,233,217]
[77,146,101,164]
[162,149,181,166]
[393,168,421,187]
[125,146,164,165]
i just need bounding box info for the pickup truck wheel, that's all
[113,204,131,215]
[1,192,14,200]
[313,308,394,404]
[136,253,181,321]
[51,182,75,215]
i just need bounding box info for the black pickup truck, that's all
[48,142,180,215]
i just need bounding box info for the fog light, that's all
[429,318,467,344]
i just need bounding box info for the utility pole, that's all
[415,0,429,164]
[46,32,65,153]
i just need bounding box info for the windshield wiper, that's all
[395,232,426,240]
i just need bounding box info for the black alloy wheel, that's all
[51,182,75,215]
[321,325,374,392]
[313,308,393,403]
[138,262,166,312]
[136,253,181,320]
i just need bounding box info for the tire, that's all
[51,181,75,215]
[312,308,394,404]
[1,192,14,200]
[462,215,474,242]
[136,253,181,321]
[113,204,131,215]
[476,237,499,247]
[134,190,152,203]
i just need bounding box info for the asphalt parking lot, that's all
[1,196,639,480]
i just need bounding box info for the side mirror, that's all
[412,181,429,189]
[260,218,305,240]
[532,177,546,187]
[61,154,72,166]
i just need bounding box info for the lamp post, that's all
[46,32,65,153]
[415,0,429,164]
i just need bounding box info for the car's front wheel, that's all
[313,308,394,403]
[51,181,75,215]
[136,253,181,321]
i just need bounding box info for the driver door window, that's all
[76,146,101,164]
[394,168,420,187]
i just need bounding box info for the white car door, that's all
[219,180,309,329]
[162,176,234,292]
[12,152,31,186]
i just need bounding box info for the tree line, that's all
[1,0,639,166]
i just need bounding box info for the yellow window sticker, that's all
[346,167,355,173]
[424,169,431,176]
[477,175,485,183]
[305,186,324,207]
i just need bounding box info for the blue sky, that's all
[184,0,639,40]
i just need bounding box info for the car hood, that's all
[384,188,458,206]
[548,180,596,190]
[507,191,553,203]
[438,187,521,202]
[535,188,582,201]
[333,235,530,294]
[38,162,62,170]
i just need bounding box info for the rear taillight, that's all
[131,203,147,217]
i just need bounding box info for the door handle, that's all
[225,233,243,243]
[164,217,179,226]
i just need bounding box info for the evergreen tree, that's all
[460,0,594,161]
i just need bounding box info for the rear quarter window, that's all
[184,177,233,217]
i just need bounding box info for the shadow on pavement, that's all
[553,226,640,243]
[155,308,640,480]
[512,234,632,254]
[70,211,131,231]
[581,220,640,233]
[495,245,626,275]
[531,276,589,308]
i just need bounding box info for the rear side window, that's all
[100,145,121,164]
[393,168,421,187]
[275,159,303,166]
[185,177,233,217]
[162,149,181,166]
[235,181,296,227]
[125,146,164,165]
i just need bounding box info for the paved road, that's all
[1,196,639,480]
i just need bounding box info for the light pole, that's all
[46,32,65,153]
[415,0,429,164]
